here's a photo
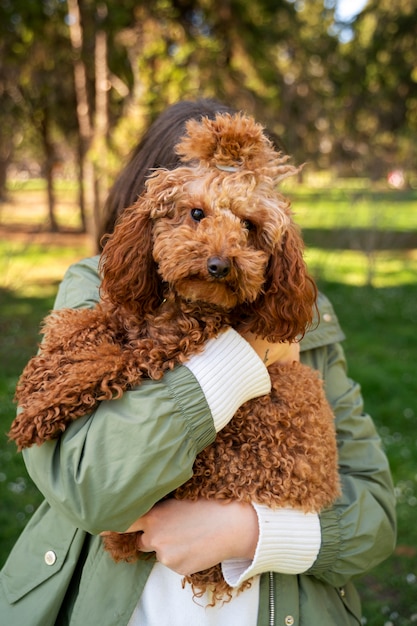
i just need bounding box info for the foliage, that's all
[333,0,417,179]
[0,0,416,223]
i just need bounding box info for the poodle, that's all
[9,112,340,603]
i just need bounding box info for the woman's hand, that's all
[241,332,300,366]
[115,498,258,576]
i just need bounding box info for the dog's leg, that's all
[102,532,142,563]
[9,308,141,449]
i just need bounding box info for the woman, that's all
[0,99,396,625]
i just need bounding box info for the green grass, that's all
[291,187,417,231]
[0,240,89,296]
[0,287,57,554]
[1,183,417,624]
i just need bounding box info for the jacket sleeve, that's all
[304,339,397,586]
[23,368,214,534]
[22,259,270,535]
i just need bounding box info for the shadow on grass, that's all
[0,286,56,377]
[303,228,417,251]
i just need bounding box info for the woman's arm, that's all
[190,339,396,587]
[142,337,396,586]
[23,329,271,535]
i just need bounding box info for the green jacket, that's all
[0,257,396,626]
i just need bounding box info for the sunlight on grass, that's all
[286,183,417,231]
[1,186,82,230]
[305,248,417,287]
[0,240,89,297]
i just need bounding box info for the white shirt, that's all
[128,563,260,626]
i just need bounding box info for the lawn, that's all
[0,182,416,625]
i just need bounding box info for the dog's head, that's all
[100,113,317,341]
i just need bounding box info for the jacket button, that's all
[44,550,57,566]
[323,313,332,322]
[285,617,295,626]
[339,587,346,597]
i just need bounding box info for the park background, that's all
[0,1,416,624]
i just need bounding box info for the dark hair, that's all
[98,99,237,249]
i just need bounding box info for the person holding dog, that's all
[0,99,396,625]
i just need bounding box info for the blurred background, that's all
[0,0,416,236]
[0,1,416,624]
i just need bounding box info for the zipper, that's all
[269,571,275,626]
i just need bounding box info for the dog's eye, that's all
[191,208,205,222]
[242,219,254,231]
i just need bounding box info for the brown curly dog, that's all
[9,112,340,604]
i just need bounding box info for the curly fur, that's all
[9,112,340,603]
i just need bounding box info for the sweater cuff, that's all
[183,329,271,432]
[222,505,321,587]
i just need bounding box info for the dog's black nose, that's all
[207,256,231,279]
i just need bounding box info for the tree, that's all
[2,0,415,238]
[66,0,94,233]
[0,0,78,228]
[331,0,417,178]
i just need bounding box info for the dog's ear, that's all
[238,223,317,342]
[100,199,163,316]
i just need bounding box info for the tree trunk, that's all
[76,138,90,235]
[40,111,59,232]
[0,129,12,204]
[0,155,9,204]
[67,0,94,239]
[93,4,109,244]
